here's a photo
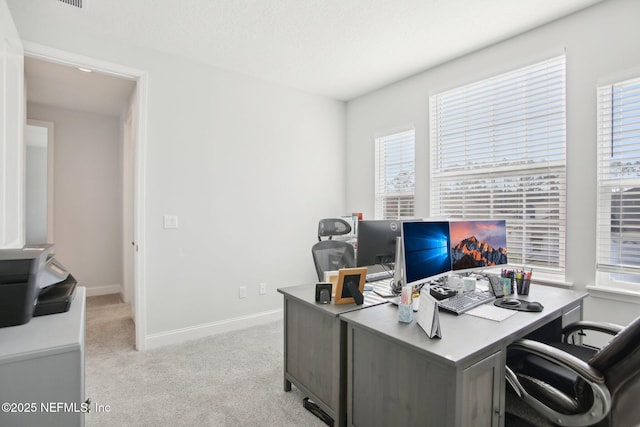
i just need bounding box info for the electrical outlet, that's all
[239,286,247,299]
[259,283,267,295]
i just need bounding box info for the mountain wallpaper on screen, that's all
[451,236,507,269]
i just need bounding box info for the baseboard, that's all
[144,309,284,350]
[85,284,123,297]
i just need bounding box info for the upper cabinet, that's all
[0,0,25,248]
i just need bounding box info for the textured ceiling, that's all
[11,0,604,106]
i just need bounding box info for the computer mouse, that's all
[364,284,373,292]
[502,298,521,306]
[527,302,544,312]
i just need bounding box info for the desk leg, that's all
[283,297,291,392]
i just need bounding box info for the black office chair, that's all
[311,218,355,281]
[505,316,640,427]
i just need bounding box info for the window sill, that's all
[531,274,573,288]
[586,284,640,304]
[535,279,573,288]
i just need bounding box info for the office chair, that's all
[505,316,640,427]
[311,218,355,281]
[316,218,352,241]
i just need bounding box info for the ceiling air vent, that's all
[58,0,83,8]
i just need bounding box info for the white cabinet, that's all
[0,0,26,248]
[0,287,86,427]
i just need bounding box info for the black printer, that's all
[0,245,76,328]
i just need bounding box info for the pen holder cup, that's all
[517,278,531,295]
[398,304,413,323]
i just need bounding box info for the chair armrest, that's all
[562,320,624,342]
[510,339,606,384]
[507,339,612,426]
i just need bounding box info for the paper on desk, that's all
[416,289,442,338]
[465,304,517,322]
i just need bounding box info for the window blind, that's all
[374,129,415,220]
[596,76,640,286]
[430,56,567,274]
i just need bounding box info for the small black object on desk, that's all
[494,298,544,312]
[315,283,332,304]
[430,285,457,301]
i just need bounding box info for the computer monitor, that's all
[449,219,508,273]
[356,220,402,267]
[401,220,452,288]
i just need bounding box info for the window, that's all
[597,76,640,288]
[375,129,415,219]
[430,56,567,276]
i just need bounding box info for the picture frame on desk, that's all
[334,267,367,305]
[324,270,339,297]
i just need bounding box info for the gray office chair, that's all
[505,316,640,427]
[316,218,352,241]
[311,218,355,281]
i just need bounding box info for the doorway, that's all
[23,46,148,350]
[25,120,54,246]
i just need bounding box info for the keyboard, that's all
[437,290,496,315]
[366,270,394,282]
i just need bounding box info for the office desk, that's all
[340,285,586,427]
[278,285,388,427]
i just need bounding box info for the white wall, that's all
[141,57,346,335]
[25,142,47,244]
[6,3,346,343]
[28,103,124,295]
[346,0,640,325]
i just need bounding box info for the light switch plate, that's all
[163,215,178,229]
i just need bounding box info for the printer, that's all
[0,245,76,328]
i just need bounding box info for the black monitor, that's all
[401,220,452,287]
[449,219,508,273]
[356,220,402,267]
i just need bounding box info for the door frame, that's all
[23,41,149,351]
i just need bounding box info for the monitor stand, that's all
[392,236,405,293]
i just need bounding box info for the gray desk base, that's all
[279,285,388,427]
[346,308,503,426]
[341,285,585,427]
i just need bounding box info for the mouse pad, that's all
[494,298,543,312]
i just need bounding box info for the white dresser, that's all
[0,287,86,427]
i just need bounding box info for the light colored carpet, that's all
[84,295,327,427]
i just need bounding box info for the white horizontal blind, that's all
[430,56,567,274]
[596,76,640,286]
[375,129,415,219]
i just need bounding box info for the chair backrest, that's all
[590,315,640,373]
[318,218,352,241]
[589,316,640,427]
[311,240,355,282]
